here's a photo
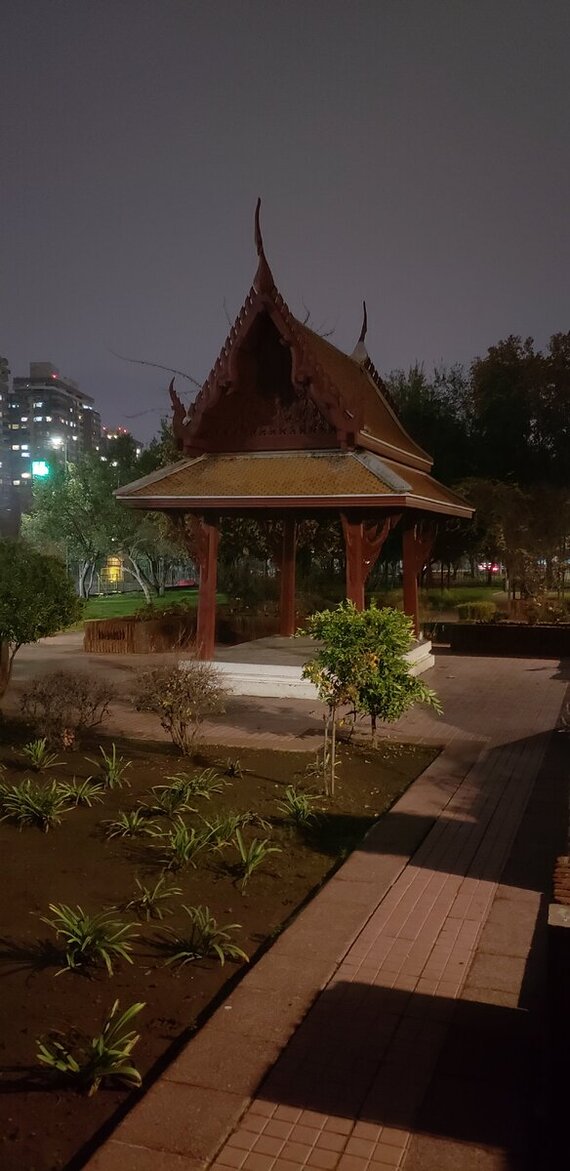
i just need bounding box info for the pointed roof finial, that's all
[358,300,368,344]
[253,198,275,295]
[351,300,369,362]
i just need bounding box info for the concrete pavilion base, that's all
[191,634,435,699]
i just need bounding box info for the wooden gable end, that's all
[189,308,337,453]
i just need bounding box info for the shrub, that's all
[524,597,570,625]
[159,905,248,967]
[21,738,62,772]
[302,602,442,791]
[21,670,114,747]
[0,538,82,702]
[456,601,497,622]
[138,784,197,819]
[37,999,144,1095]
[57,778,105,807]
[126,875,182,921]
[103,810,160,839]
[165,767,226,799]
[277,785,319,828]
[232,828,281,890]
[0,779,70,832]
[161,818,215,870]
[133,662,227,754]
[42,903,138,975]
[87,744,132,788]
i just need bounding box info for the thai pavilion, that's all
[117,204,472,661]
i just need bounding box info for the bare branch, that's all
[109,349,202,389]
[222,298,234,328]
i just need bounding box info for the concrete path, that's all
[82,654,569,1171]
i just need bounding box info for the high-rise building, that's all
[0,357,9,509]
[8,362,102,495]
[99,425,143,459]
[0,357,21,535]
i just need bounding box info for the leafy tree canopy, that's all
[0,538,82,698]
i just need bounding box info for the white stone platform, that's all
[195,634,435,699]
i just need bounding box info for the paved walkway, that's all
[83,654,569,1171]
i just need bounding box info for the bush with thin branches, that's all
[21,670,114,747]
[133,662,227,754]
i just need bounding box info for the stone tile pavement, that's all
[84,654,569,1171]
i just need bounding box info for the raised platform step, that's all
[196,638,435,699]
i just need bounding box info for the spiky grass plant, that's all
[201,810,245,850]
[277,785,320,828]
[224,757,244,778]
[232,828,281,891]
[125,875,183,921]
[21,738,62,772]
[87,744,132,789]
[165,767,227,800]
[58,778,105,807]
[161,818,215,871]
[159,905,249,967]
[37,999,144,1095]
[202,809,270,851]
[234,809,272,832]
[138,783,197,819]
[0,779,70,832]
[103,809,161,839]
[42,903,138,975]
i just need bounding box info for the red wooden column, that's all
[341,513,401,609]
[402,517,436,638]
[341,515,365,607]
[279,517,297,636]
[402,520,420,637]
[192,514,220,660]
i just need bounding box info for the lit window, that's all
[12,479,20,485]
[21,443,29,450]
[33,401,44,407]
[21,472,31,479]
[33,416,43,422]
[21,451,28,457]
[20,416,28,422]
[11,444,20,450]
[45,415,52,422]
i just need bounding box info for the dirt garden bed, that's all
[0,726,437,1171]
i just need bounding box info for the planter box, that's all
[217,613,280,645]
[84,613,196,654]
[423,620,570,658]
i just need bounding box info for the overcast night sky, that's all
[2,0,569,440]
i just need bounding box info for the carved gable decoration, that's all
[186,308,339,453]
[253,392,334,440]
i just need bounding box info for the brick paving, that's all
[78,655,568,1171]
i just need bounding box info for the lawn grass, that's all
[82,590,228,621]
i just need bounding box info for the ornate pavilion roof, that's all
[118,203,472,520]
[116,450,472,517]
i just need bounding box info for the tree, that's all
[386,363,473,484]
[23,438,187,600]
[0,538,82,699]
[302,602,442,793]
[23,462,109,598]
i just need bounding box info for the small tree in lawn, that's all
[302,602,442,795]
[0,539,82,702]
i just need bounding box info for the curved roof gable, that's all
[172,203,433,472]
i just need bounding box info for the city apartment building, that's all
[0,357,10,512]
[8,361,101,493]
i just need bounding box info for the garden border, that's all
[84,735,482,1170]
